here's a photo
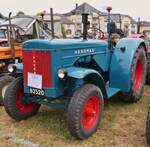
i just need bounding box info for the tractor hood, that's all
[23,39,108,51]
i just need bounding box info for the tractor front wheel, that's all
[3,77,40,121]
[146,107,150,145]
[121,46,147,102]
[0,75,15,106]
[68,84,104,139]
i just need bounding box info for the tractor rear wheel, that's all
[146,107,150,145]
[68,84,104,139]
[0,75,15,106]
[3,77,40,121]
[146,53,150,85]
[120,46,147,102]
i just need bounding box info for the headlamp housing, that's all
[8,64,16,73]
[58,68,67,79]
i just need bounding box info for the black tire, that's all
[146,53,150,85]
[146,107,150,145]
[0,76,15,106]
[68,84,104,139]
[3,77,40,121]
[120,46,147,102]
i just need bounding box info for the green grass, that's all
[0,86,150,147]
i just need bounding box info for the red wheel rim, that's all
[82,95,100,130]
[16,87,36,113]
[135,59,143,92]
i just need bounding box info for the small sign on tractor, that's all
[2,7,148,139]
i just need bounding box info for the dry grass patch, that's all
[0,86,150,147]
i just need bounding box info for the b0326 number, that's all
[29,88,45,96]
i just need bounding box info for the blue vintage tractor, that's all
[3,8,147,139]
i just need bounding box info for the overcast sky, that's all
[1,0,150,21]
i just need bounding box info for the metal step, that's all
[106,87,120,98]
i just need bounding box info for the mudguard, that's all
[66,67,100,79]
[66,67,107,97]
[109,38,146,92]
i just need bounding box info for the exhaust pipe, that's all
[50,8,55,39]
[82,13,89,40]
[106,6,112,38]
[8,12,15,59]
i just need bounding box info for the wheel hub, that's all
[82,95,100,130]
[135,59,143,92]
[16,87,36,113]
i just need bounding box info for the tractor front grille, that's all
[23,51,52,88]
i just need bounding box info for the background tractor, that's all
[3,7,148,139]
[0,29,8,45]
[0,13,52,72]
[0,12,53,105]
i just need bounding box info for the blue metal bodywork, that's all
[15,63,23,70]
[66,67,101,79]
[109,38,146,92]
[22,38,146,105]
[23,39,109,98]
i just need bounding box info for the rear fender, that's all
[109,38,147,92]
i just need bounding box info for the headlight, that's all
[58,69,67,79]
[8,64,16,73]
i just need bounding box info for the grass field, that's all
[0,86,150,147]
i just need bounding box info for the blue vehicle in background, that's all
[3,7,147,139]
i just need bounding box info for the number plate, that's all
[28,72,42,89]
[29,87,45,96]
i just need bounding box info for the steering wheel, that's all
[88,27,104,40]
